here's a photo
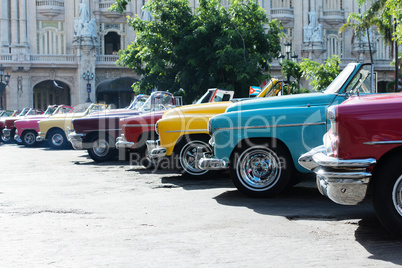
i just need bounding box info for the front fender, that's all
[211,106,328,172]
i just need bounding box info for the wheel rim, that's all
[1,133,10,142]
[180,140,211,175]
[392,175,402,217]
[237,147,281,191]
[24,132,36,145]
[51,133,64,146]
[92,139,110,157]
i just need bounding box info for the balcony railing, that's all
[270,8,294,23]
[96,55,119,63]
[30,54,76,62]
[99,1,115,10]
[36,0,64,7]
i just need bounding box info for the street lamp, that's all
[0,65,10,110]
[82,70,94,103]
[291,52,298,63]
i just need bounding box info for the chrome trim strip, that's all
[364,140,402,145]
[165,129,208,133]
[312,152,376,168]
[215,122,326,131]
[123,124,155,128]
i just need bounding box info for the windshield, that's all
[86,104,108,114]
[323,64,356,94]
[44,106,58,115]
[140,92,174,112]
[18,108,30,116]
[54,106,73,115]
[196,89,215,104]
[263,81,282,97]
[128,95,149,110]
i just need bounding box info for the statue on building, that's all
[304,11,322,42]
[74,1,96,38]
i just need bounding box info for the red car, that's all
[299,93,402,236]
[14,105,73,147]
[2,108,43,144]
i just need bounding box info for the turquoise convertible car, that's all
[197,62,376,197]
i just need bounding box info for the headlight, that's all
[15,129,18,135]
[327,105,337,134]
[155,121,159,135]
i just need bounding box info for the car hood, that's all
[226,93,337,113]
[162,102,232,118]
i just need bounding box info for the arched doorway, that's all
[96,77,137,109]
[104,31,121,55]
[33,80,71,110]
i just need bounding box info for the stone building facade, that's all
[0,0,395,110]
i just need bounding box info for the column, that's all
[19,0,27,47]
[0,0,10,52]
[10,0,19,46]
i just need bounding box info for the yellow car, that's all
[36,103,107,149]
[147,78,283,177]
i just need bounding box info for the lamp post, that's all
[82,70,94,103]
[0,65,10,110]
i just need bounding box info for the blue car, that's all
[198,62,376,197]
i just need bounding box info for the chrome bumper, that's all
[115,136,134,149]
[298,145,376,205]
[197,147,228,170]
[36,132,45,142]
[67,132,85,150]
[14,134,20,141]
[2,128,11,138]
[147,140,166,159]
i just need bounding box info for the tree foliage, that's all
[111,0,282,102]
[300,55,341,92]
[280,60,304,94]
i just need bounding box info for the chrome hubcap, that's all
[393,175,402,216]
[24,132,36,145]
[52,133,64,146]
[237,148,281,190]
[180,141,211,175]
[93,139,110,157]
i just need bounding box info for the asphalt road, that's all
[1,143,402,267]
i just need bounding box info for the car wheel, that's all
[373,155,402,237]
[22,130,37,147]
[230,143,292,197]
[48,129,68,149]
[1,128,12,144]
[87,134,117,162]
[178,138,215,178]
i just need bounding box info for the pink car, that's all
[14,105,73,147]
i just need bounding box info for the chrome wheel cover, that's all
[236,147,281,191]
[92,139,110,157]
[392,175,402,217]
[51,133,64,146]
[24,132,36,145]
[1,133,10,142]
[180,140,211,175]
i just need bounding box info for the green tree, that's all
[280,60,304,94]
[300,55,341,92]
[111,0,282,103]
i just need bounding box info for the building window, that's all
[36,21,65,54]
[99,23,126,55]
[323,0,343,10]
[326,30,343,58]
[375,37,391,60]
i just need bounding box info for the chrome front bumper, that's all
[147,140,167,159]
[298,145,376,205]
[196,147,228,170]
[115,136,134,149]
[67,132,85,150]
[36,132,45,142]
[2,128,11,138]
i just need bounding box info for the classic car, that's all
[0,110,19,143]
[298,93,402,236]
[36,103,107,149]
[0,110,14,117]
[14,105,73,147]
[146,78,284,177]
[197,62,377,197]
[68,92,181,162]
[2,108,44,144]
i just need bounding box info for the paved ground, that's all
[1,143,402,267]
